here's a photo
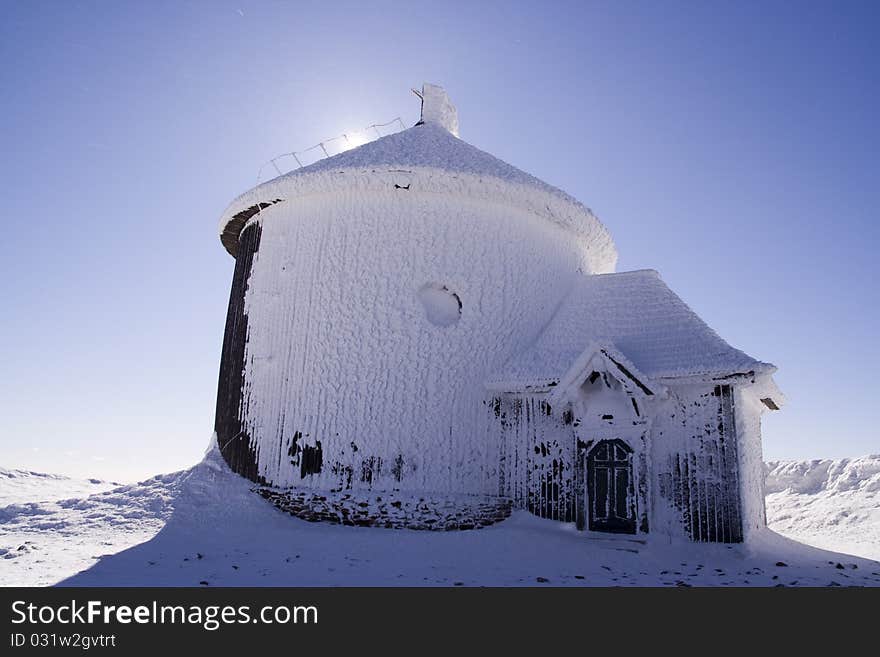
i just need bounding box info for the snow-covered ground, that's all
[0,467,120,507]
[1,446,877,587]
[765,455,879,562]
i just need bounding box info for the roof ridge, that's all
[588,268,661,279]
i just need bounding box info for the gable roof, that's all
[488,269,774,390]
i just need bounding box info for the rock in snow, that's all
[0,445,877,587]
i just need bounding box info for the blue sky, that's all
[1,1,877,480]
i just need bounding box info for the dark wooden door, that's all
[586,439,636,534]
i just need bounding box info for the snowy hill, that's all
[765,455,880,561]
[0,449,877,587]
[0,467,119,507]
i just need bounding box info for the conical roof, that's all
[218,85,617,271]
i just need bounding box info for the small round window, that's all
[417,283,462,327]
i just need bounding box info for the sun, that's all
[340,131,370,151]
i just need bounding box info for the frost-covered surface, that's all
[0,468,119,507]
[218,122,617,271]
[735,388,769,540]
[490,270,773,388]
[213,84,776,531]
[232,194,599,493]
[1,445,877,587]
[765,456,880,561]
[419,83,459,137]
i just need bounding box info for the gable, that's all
[547,342,662,404]
[557,348,655,425]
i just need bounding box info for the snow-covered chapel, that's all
[214,84,784,543]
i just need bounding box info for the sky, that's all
[1,1,877,481]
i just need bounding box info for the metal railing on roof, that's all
[255,117,407,186]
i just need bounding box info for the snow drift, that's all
[765,455,880,561]
[0,468,119,507]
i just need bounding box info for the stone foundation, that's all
[256,487,513,530]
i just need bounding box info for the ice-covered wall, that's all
[652,383,744,542]
[218,187,602,497]
[489,368,651,534]
[486,375,763,542]
[735,386,768,538]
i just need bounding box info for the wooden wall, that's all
[214,222,264,483]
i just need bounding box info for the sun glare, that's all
[340,132,370,151]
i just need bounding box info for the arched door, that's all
[586,439,636,534]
